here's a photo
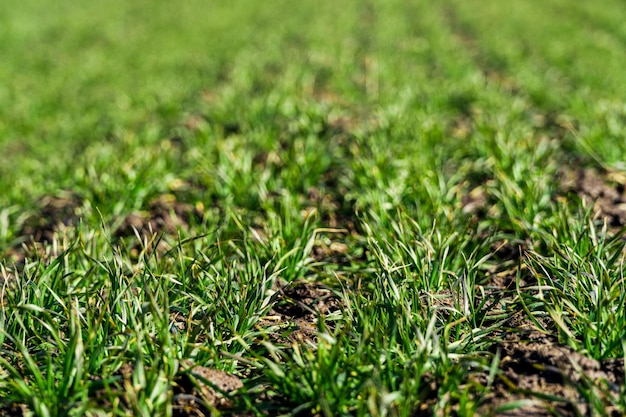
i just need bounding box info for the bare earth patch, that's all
[264,280,343,346]
[559,166,626,230]
[115,194,204,239]
[114,193,204,255]
[4,190,83,266]
[439,160,626,416]
[85,360,243,417]
[482,323,624,416]
[173,360,243,417]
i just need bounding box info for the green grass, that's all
[1,0,626,415]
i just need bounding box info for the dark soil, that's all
[3,191,204,265]
[559,166,626,230]
[114,194,204,239]
[113,193,204,255]
[173,360,244,417]
[482,324,624,416]
[18,191,83,245]
[4,190,83,265]
[83,360,243,417]
[264,280,343,345]
[470,214,624,416]
[0,403,26,417]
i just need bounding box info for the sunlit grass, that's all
[2,0,626,415]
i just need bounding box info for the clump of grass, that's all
[524,204,626,360]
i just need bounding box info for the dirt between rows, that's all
[2,191,204,266]
[475,280,624,417]
[484,328,624,417]
[465,166,626,416]
[559,166,626,231]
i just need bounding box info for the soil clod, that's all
[173,360,243,417]
[560,167,626,229]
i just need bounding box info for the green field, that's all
[1,1,625,416]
